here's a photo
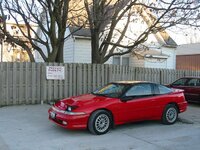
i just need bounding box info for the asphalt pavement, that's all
[0,103,200,150]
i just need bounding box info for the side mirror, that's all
[164,84,171,88]
[120,96,133,102]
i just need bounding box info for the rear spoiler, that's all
[171,88,184,93]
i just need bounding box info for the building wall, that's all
[176,43,200,55]
[74,38,91,63]
[70,38,113,64]
[145,59,167,69]
[130,55,145,67]
[176,43,200,70]
[129,47,176,69]
[145,48,176,69]
[176,55,200,71]
[34,42,45,62]
[35,27,72,62]
[63,37,74,63]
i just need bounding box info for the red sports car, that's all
[48,81,187,135]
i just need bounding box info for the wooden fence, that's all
[0,62,200,106]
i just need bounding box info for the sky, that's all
[167,25,200,45]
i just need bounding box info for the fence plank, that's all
[92,64,96,91]
[31,63,36,104]
[36,63,41,103]
[64,63,69,98]
[87,64,92,92]
[77,64,82,95]
[6,63,11,105]
[83,64,87,94]
[73,64,77,96]
[41,63,46,103]
[0,63,3,105]
[18,63,24,104]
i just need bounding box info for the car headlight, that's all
[52,106,86,115]
[65,105,85,115]
[67,105,78,112]
[67,106,72,112]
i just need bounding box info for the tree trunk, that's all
[55,41,64,63]
[91,29,102,64]
[47,46,59,62]
[27,50,35,62]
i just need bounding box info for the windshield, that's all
[92,83,127,98]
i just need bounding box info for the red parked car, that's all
[48,81,187,135]
[168,77,200,103]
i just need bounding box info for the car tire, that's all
[88,110,112,135]
[162,104,178,125]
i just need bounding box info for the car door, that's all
[184,78,200,102]
[152,84,175,117]
[117,83,155,122]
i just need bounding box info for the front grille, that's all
[50,117,63,125]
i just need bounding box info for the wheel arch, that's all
[88,108,115,128]
[167,102,180,113]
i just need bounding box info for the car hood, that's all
[54,94,111,110]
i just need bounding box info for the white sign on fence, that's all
[46,66,65,80]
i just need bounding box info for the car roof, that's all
[112,81,153,85]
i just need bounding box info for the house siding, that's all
[35,27,72,62]
[34,42,47,62]
[129,48,176,69]
[145,59,167,69]
[64,37,113,64]
[74,38,91,63]
[130,55,145,67]
[176,55,200,71]
[145,48,176,69]
[64,37,74,63]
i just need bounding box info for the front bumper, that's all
[48,108,89,129]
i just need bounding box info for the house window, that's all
[113,56,129,66]
[122,57,129,66]
[113,57,120,65]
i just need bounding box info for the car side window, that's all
[125,84,152,97]
[155,84,173,95]
[186,78,198,86]
[172,78,187,86]
[197,79,200,86]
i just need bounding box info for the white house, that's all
[35,5,177,69]
[35,28,177,69]
[62,26,177,69]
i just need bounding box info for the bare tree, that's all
[84,0,200,64]
[0,0,84,62]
